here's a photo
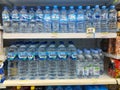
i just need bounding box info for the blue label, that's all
[20,14,28,21]
[68,14,76,21]
[48,51,57,60]
[18,52,27,60]
[27,52,35,60]
[7,52,16,60]
[36,14,43,21]
[38,52,47,60]
[71,52,77,60]
[77,14,84,21]
[58,52,67,60]
[11,14,19,21]
[2,14,10,21]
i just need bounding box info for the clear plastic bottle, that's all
[38,41,47,79]
[19,6,28,33]
[77,49,85,78]
[93,5,101,32]
[57,41,67,79]
[101,6,108,33]
[60,6,68,33]
[7,44,18,80]
[68,6,76,33]
[18,42,28,79]
[84,50,93,78]
[28,8,36,33]
[47,41,57,79]
[85,6,92,29]
[2,6,11,33]
[36,6,44,33]
[67,41,77,79]
[44,6,52,32]
[11,6,19,33]
[52,5,60,33]
[76,6,85,33]
[27,42,37,79]
[108,5,117,32]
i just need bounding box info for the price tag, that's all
[51,33,58,38]
[86,28,95,38]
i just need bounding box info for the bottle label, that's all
[2,14,10,21]
[52,14,59,20]
[48,52,57,60]
[84,66,89,76]
[27,52,35,60]
[58,52,67,60]
[68,14,76,21]
[36,14,43,21]
[71,52,77,60]
[93,66,100,76]
[77,14,84,21]
[11,14,19,21]
[18,52,27,60]
[7,52,16,60]
[28,14,35,22]
[44,15,51,21]
[38,52,47,60]
[20,14,28,21]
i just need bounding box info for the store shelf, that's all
[3,74,116,86]
[0,55,6,61]
[0,84,6,89]
[104,52,120,59]
[3,33,116,39]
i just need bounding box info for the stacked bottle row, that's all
[6,85,108,90]
[7,41,104,80]
[2,5,117,33]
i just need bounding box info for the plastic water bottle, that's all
[18,42,28,79]
[73,86,82,90]
[36,6,44,32]
[2,6,11,33]
[85,6,92,29]
[67,41,77,79]
[92,50,100,77]
[93,5,101,32]
[11,6,19,33]
[27,42,37,79]
[101,6,108,32]
[38,41,47,79]
[65,86,73,90]
[28,8,36,33]
[52,5,60,33]
[60,6,68,33]
[46,86,54,90]
[57,41,67,79]
[55,86,64,90]
[19,6,28,33]
[77,49,85,78]
[76,6,85,33]
[84,50,93,78]
[44,6,52,32]
[68,6,76,33]
[108,5,117,32]
[47,41,57,79]
[7,44,18,79]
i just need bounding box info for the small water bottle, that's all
[18,42,28,79]
[108,5,117,32]
[38,41,48,79]
[44,6,52,32]
[47,41,57,79]
[52,5,60,33]
[28,8,36,33]
[2,6,11,33]
[93,5,101,32]
[19,6,28,33]
[68,6,76,33]
[101,6,108,33]
[60,6,68,33]
[57,41,67,79]
[36,6,44,33]
[67,41,77,79]
[11,6,19,33]
[76,6,85,33]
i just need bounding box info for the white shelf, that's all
[0,55,6,62]
[3,74,116,86]
[3,33,116,39]
[0,84,6,89]
[104,52,120,59]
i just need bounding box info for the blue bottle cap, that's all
[13,6,17,9]
[22,6,26,9]
[111,5,115,9]
[46,6,50,9]
[62,6,66,9]
[85,50,90,54]
[95,5,99,8]
[70,6,74,9]
[51,41,55,44]
[77,49,83,54]
[86,6,90,9]
[30,8,34,11]
[68,41,73,44]
[102,6,106,9]
[53,5,58,8]
[44,41,47,44]
[93,50,99,54]
[78,6,82,9]
[60,41,64,44]
[4,6,8,10]
[37,6,41,9]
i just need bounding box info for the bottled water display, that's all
[2,5,117,33]
[6,41,104,80]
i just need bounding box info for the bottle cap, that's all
[85,50,90,54]
[46,6,50,9]
[70,6,74,9]
[95,5,99,8]
[51,41,55,44]
[78,6,82,9]
[30,8,34,11]
[54,5,58,8]
[68,41,73,44]
[86,6,90,9]
[102,6,106,9]
[37,6,41,9]
[22,6,26,9]
[31,86,35,90]
[111,5,115,9]
[13,6,17,9]
[17,86,21,90]
[77,49,83,54]
[4,6,8,10]
[62,6,66,9]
